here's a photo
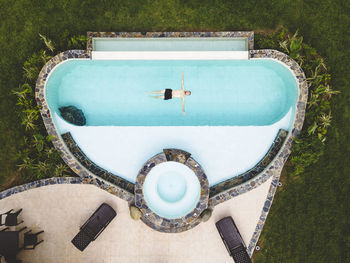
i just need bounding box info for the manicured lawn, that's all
[0,0,349,261]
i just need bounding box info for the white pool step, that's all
[91,51,249,60]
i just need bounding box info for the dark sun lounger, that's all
[216,216,252,263]
[71,203,116,251]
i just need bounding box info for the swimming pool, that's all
[45,57,297,187]
[36,32,307,230]
[45,57,298,187]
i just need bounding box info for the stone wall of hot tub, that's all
[135,149,210,233]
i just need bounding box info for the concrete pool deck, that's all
[0,176,272,263]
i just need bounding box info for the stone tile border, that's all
[0,173,275,258]
[33,35,307,238]
[86,31,254,55]
[35,48,307,204]
[0,177,81,200]
[35,50,134,203]
[246,170,282,256]
[208,49,307,208]
[135,149,209,233]
[209,129,288,197]
[61,132,134,194]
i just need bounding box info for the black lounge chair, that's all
[4,254,22,263]
[216,216,252,263]
[0,209,23,227]
[71,203,116,251]
[22,229,44,250]
[0,226,27,262]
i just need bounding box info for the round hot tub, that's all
[143,161,201,219]
[135,149,209,232]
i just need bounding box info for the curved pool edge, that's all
[35,48,307,207]
[207,49,307,207]
[35,50,135,203]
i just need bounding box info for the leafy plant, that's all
[256,27,339,177]
[39,33,55,53]
[11,34,85,180]
[67,35,89,50]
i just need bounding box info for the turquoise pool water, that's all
[46,59,297,126]
[143,161,201,219]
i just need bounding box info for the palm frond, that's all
[39,33,55,52]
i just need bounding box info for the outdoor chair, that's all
[4,254,22,263]
[22,230,44,250]
[0,209,23,227]
[0,226,27,262]
[216,216,252,263]
[0,210,12,226]
[71,203,116,251]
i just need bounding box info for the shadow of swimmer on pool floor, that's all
[147,72,191,116]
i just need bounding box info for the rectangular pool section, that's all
[46,60,297,127]
[93,37,248,52]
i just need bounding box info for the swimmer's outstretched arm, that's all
[181,72,184,91]
[182,97,186,116]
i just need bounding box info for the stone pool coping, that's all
[35,50,134,203]
[207,49,307,208]
[135,149,209,233]
[0,176,272,260]
[34,48,307,203]
[0,173,274,256]
[35,48,306,203]
[34,32,307,235]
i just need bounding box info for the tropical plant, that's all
[54,164,70,177]
[256,27,339,178]
[279,30,303,60]
[12,83,32,99]
[39,33,55,53]
[17,157,35,171]
[11,34,80,180]
[319,113,332,128]
[67,35,89,49]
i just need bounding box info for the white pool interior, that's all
[54,108,292,186]
[143,161,201,219]
[93,37,248,52]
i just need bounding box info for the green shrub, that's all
[12,34,88,180]
[256,27,339,178]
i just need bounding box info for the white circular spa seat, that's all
[143,161,201,219]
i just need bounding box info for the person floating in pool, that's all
[148,72,191,116]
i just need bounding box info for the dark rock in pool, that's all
[59,106,86,126]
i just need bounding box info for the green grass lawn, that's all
[0,0,349,261]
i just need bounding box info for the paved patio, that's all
[0,177,272,262]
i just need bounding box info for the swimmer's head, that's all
[185,91,191,96]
